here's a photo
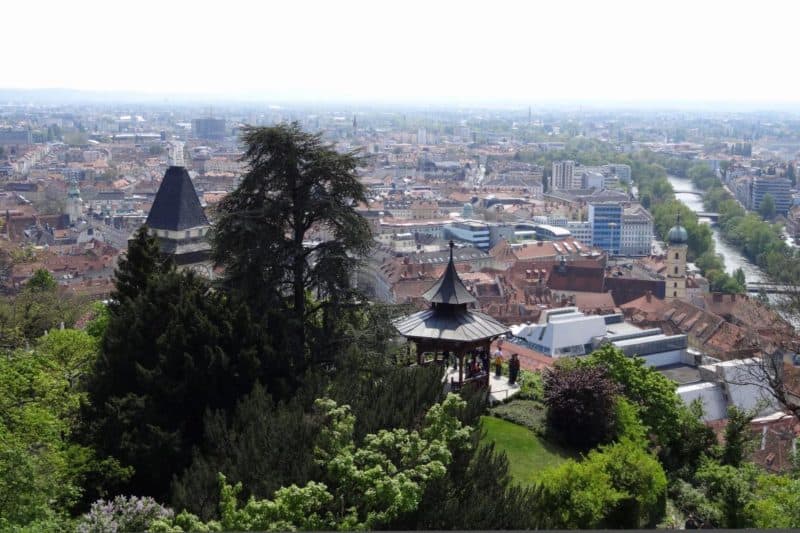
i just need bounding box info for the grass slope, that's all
[480,416,574,486]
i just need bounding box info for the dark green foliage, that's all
[328,362,445,440]
[212,122,372,374]
[171,384,323,520]
[83,231,265,503]
[400,439,538,530]
[110,226,172,306]
[173,357,446,520]
[669,479,721,528]
[543,361,620,450]
[658,400,717,478]
[721,406,757,467]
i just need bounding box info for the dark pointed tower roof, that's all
[422,241,477,305]
[146,166,208,231]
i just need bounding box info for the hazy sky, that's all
[3,0,798,104]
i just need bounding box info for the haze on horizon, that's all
[3,0,798,107]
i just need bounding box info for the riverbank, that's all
[667,175,766,283]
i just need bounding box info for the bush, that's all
[77,496,174,533]
[543,362,620,450]
[518,369,544,401]
[489,399,546,433]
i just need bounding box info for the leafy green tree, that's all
[0,328,123,528]
[402,442,539,530]
[747,474,800,528]
[733,267,746,289]
[694,459,758,528]
[532,452,623,529]
[172,384,325,520]
[658,400,717,478]
[583,346,681,446]
[212,123,372,373]
[195,394,472,531]
[587,438,667,527]
[721,406,756,467]
[758,193,776,220]
[26,268,57,292]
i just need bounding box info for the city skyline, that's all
[5,0,800,106]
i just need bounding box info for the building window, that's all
[675,252,679,260]
[674,282,678,287]
[674,266,678,275]
[673,291,677,297]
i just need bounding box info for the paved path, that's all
[444,366,522,402]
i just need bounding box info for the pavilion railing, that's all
[449,372,489,392]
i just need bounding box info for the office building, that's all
[566,220,592,245]
[589,202,622,255]
[551,160,575,190]
[447,220,491,250]
[192,118,226,141]
[619,205,653,256]
[751,176,791,215]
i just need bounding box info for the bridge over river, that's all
[746,282,796,295]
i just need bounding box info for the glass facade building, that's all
[589,202,622,255]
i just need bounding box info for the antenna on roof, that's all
[449,240,454,262]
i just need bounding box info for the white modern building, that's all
[620,205,654,256]
[509,308,688,361]
[566,221,593,246]
[447,219,491,251]
[673,355,782,421]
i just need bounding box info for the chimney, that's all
[646,290,652,303]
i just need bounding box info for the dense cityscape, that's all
[6,1,800,531]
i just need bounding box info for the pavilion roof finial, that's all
[421,240,476,305]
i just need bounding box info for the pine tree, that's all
[82,235,264,503]
[111,226,173,305]
[212,123,372,374]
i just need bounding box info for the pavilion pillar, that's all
[458,347,464,386]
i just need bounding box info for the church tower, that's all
[65,178,82,225]
[665,214,688,300]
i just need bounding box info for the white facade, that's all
[567,221,592,246]
[447,220,491,250]
[620,207,654,256]
[675,358,782,421]
[510,308,688,361]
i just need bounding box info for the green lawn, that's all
[480,415,574,486]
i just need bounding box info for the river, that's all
[666,175,766,283]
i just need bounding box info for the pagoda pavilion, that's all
[393,241,510,390]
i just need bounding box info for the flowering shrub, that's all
[77,495,174,533]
